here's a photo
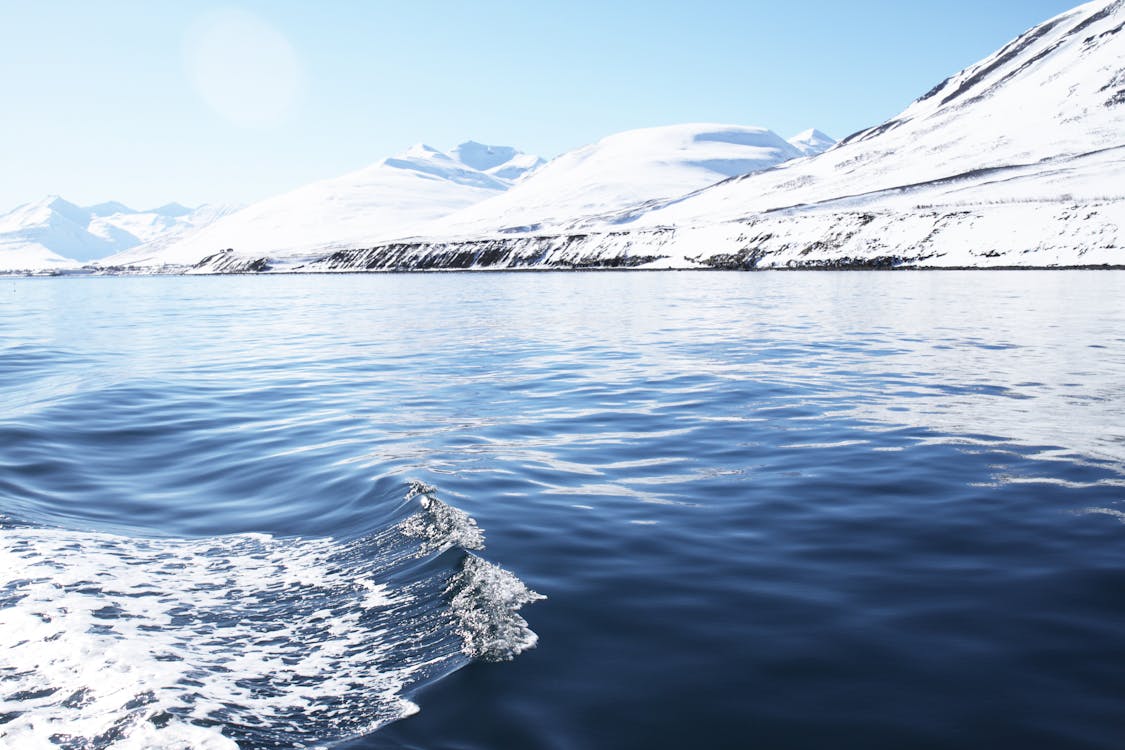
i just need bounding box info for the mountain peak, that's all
[0,197,225,269]
[149,202,193,218]
[450,141,520,172]
[787,129,837,156]
[87,201,136,217]
[40,194,80,210]
[632,0,1125,231]
[31,195,91,225]
[399,143,443,159]
[792,128,832,141]
[431,122,806,237]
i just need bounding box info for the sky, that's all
[0,0,1086,213]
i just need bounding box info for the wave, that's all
[0,481,543,749]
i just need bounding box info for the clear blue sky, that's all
[0,0,1083,213]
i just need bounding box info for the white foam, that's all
[446,555,545,662]
[400,486,486,554]
[0,528,415,748]
[0,489,543,748]
[1077,507,1125,523]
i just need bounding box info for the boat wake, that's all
[0,481,543,749]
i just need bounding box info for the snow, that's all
[421,124,804,237]
[382,143,509,190]
[633,0,1125,229]
[483,152,546,182]
[0,197,235,272]
[285,0,1125,272]
[10,1,1123,274]
[107,142,543,267]
[787,129,836,156]
[450,141,545,179]
[0,240,81,273]
[138,126,798,269]
[86,201,134,218]
[150,202,194,218]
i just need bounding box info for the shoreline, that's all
[8,263,1125,279]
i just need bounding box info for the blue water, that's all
[3,271,1125,749]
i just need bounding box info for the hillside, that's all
[279,0,1124,273]
[417,124,810,238]
[104,143,543,268]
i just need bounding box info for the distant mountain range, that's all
[3,0,1121,274]
[0,144,534,271]
[99,142,546,268]
[294,0,1124,272]
[0,199,237,270]
[420,125,821,239]
[0,128,830,272]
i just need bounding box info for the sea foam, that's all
[0,484,542,749]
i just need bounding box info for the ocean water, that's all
[2,271,1125,749]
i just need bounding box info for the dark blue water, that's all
[3,271,1125,749]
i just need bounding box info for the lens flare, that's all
[184,8,302,128]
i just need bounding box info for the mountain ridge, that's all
[413,124,817,239]
[6,2,1120,273]
[787,129,836,157]
[268,0,1123,273]
[100,141,544,268]
[97,126,822,269]
[0,197,238,271]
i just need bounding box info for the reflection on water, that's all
[7,272,1124,467]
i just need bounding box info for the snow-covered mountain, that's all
[587,0,1125,268]
[787,129,836,157]
[632,0,1125,229]
[449,141,546,180]
[15,1,1121,274]
[0,198,234,272]
[422,124,805,237]
[105,142,544,268]
[295,0,1124,272]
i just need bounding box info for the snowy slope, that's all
[107,142,542,267]
[424,124,804,236]
[280,0,1124,274]
[0,197,231,272]
[297,146,1125,274]
[0,197,109,269]
[0,235,80,273]
[22,2,1123,274]
[635,0,1125,228]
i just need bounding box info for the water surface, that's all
[2,271,1125,749]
